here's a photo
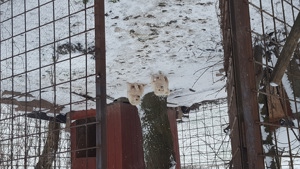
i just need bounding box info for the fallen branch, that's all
[0,98,64,113]
[270,12,300,86]
[192,60,222,88]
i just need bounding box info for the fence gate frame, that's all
[221,0,265,168]
[95,0,107,169]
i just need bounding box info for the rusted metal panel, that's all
[167,109,181,169]
[220,5,244,167]
[71,122,77,168]
[229,0,264,168]
[94,0,107,168]
[107,103,123,169]
[71,121,97,169]
[107,102,145,169]
[72,158,96,169]
[120,103,145,169]
[70,109,96,120]
[228,90,243,169]
[227,63,243,168]
[220,0,231,74]
[71,103,145,169]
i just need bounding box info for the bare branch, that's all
[0,98,64,113]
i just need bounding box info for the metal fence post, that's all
[229,0,265,168]
[95,0,107,169]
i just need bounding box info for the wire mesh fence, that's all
[0,0,98,168]
[0,106,71,168]
[249,0,300,168]
[221,0,300,168]
[1,0,231,168]
[3,0,300,168]
[177,99,231,169]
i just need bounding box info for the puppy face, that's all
[154,85,170,96]
[151,72,170,96]
[127,83,145,105]
[128,94,141,105]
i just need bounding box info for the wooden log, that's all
[270,12,300,86]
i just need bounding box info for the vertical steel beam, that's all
[229,0,265,168]
[95,0,107,169]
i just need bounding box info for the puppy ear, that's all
[164,76,168,82]
[151,75,156,82]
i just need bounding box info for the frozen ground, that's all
[0,0,228,168]
[1,0,300,168]
[0,0,226,114]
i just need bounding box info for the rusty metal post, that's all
[95,0,107,169]
[229,0,264,168]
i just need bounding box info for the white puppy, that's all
[151,71,170,96]
[127,83,146,105]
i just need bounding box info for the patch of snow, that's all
[270,81,279,87]
[0,0,226,114]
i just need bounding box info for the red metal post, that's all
[106,102,145,169]
[167,109,181,169]
[70,102,145,169]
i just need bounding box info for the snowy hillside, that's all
[105,0,226,107]
[0,0,225,113]
[0,0,227,168]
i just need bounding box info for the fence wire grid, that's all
[0,0,97,168]
[250,0,300,168]
[178,100,231,169]
[221,0,300,168]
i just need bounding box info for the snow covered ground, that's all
[104,0,226,107]
[2,0,300,168]
[0,0,226,114]
[0,0,228,168]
